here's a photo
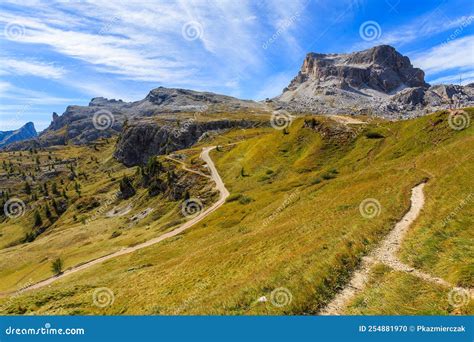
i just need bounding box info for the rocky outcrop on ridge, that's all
[273,45,474,118]
[114,119,259,166]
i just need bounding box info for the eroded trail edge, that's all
[12,146,229,295]
[319,182,471,315]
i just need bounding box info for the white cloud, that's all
[0,58,65,78]
[352,13,474,51]
[0,0,308,87]
[411,35,474,74]
[0,81,81,105]
[428,71,474,86]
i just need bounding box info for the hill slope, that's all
[273,45,474,118]
[0,109,472,315]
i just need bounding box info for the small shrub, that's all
[119,176,136,199]
[110,231,122,239]
[365,131,384,139]
[51,257,63,275]
[238,195,253,205]
[226,194,253,204]
[226,193,242,203]
[33,210,43,227]
[322,172,336,180]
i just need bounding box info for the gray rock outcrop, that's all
[114,119,258,166]
[5,87,266,151]
[274,45,474,118]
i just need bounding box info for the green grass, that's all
[345,264,473,315]
[0,139,212,293]
[0,110,472,315]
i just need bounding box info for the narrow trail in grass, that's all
[319,182,472,315]
[166,156,211,179]
[330,115,366,125]
[7,146,229,296]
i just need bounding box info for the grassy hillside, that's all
[0,109,472,315]
[0,139,214,293]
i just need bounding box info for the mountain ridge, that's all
[273,45,474,117]
[0,122,37,148]
[3,45,473,151]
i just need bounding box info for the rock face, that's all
[275,45,474,118]
[7,87,266,151]
[286,45,428,93]
[6,45,474,154]
[143,87,260,113]
[114,119,258,166]
[0,122,37,148]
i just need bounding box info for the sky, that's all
[0,0,473,131]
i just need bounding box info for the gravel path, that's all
[9,146,228,295]
[330,115,366,125]
[318,182,471,315]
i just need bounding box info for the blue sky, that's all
[0,0,473,131]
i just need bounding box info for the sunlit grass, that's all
[0,109,472,315]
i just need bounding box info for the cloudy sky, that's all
[0,0,473,130]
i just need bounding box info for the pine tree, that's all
[45,204,52,220]
[33,210,42,227]
[52,182,59,196]
[24,182,31,195]
[74,182,81,195]
[119,176,136,199]
[51,257,63,275]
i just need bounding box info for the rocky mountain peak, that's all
[275,45,472,118]
[286,45,428,94]
[89,97,124,106]
[0,122,38,148]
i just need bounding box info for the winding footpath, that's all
[320,182,472,315]
[12,146,229,295]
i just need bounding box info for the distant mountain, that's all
[0,122,37,148]
[273,45,474,118]
[6,87,266,151]
[6,45,474,152]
